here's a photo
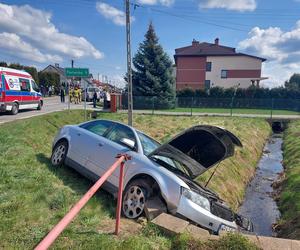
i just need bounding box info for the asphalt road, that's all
[0,96,99,124]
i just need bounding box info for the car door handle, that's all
[98,142,104,147]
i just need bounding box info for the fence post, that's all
[115,160,125,235]
[152,96,154,115]
[191,96,193,116]
[270,98,274,119]
[230,96,234,116]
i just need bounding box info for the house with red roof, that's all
[174,38,267,90]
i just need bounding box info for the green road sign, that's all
[65,68,89,77]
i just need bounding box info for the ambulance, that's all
[0,67,43,115]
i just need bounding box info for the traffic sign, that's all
[65,68,89,77]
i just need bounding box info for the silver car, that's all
[51,119,253,234]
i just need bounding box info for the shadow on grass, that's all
[35,153,115,217]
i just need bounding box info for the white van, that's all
[0,67,43,115]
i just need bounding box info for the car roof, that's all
[79,119,160,144]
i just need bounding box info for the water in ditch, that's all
[239,134,283,236]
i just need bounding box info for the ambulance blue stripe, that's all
[5,90,32,96]
[5,90,42,97]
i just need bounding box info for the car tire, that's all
[51,140,68,167]
[122,179,151,219]
[37,101,42,110]
[10,103,19,115]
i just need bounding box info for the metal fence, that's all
[121,95,300,117]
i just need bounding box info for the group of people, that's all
[41,85,55,97]
[69,87,82,104]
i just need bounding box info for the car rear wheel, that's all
[10,103,19,115]
[122,180,151,219]
[51,140,68,167]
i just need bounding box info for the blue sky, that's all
[1,0,300,87]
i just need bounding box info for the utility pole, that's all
[126,0,133,126]
[68,59,74,112]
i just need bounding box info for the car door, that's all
[19,78,32,109]
[86,123,137,187]
[68,120,112,174]
[30,80,39,107]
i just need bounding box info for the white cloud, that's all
[0,32,62,63]
[96,2,135,26]
[137,0,174,6]
[0,3,103,63]
[239,20,300,86]
[199,0,256,11]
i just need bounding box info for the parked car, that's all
[0,67,43,114]
[82,87,100,102]
[51,120,253,234]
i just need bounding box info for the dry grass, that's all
[0,110,270,248]
[98,113,271,210]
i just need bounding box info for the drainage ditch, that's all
[238,133,284,236]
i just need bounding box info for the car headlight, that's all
[181,187,210,211]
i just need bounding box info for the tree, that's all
[38,71,60,91]
[285,73,300,91]
[132,22,175,108]
[0,61,7,67]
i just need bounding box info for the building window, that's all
[221,70,228,79]
[205,80,211,90]
[206,62,212,72]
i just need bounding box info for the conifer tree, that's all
[132,22,175,108]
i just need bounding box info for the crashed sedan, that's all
[51,119,253,234]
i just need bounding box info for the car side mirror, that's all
[120,138,135,150]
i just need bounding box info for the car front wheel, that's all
[122,180,151,219]
[51,140,68,167]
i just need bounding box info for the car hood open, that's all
[149,125,242,179]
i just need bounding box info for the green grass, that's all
[0,110,269,249]
[277,120,300,239]
[158,107,299,116]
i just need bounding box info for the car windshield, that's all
[137,131,160,155]
[88,88,99,92]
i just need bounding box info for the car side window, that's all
[106,124,136,149]
[80,120,112,137]
[19,78,31,91]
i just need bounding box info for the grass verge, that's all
[277,120,300,239]
[0,110,269,248]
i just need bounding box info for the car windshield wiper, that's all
[151,156,191,179]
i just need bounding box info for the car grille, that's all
[211,201,234,222]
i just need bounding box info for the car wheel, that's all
[37,101,42,110]
[10,103,19,115]
[122,180,151,219]
[51,140,68,167]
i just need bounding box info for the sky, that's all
[1,0,300,88]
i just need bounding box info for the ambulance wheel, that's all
[11,103,19,115]
[37,101,42,110]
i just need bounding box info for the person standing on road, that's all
[60,85,65,103]
[92,90,97,108]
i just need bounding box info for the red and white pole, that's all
[35,155,127,250]
[115,160,125,235]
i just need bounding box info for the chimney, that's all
[55,63,59,68]
[192,39,199,46]
[214,38,219,45]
